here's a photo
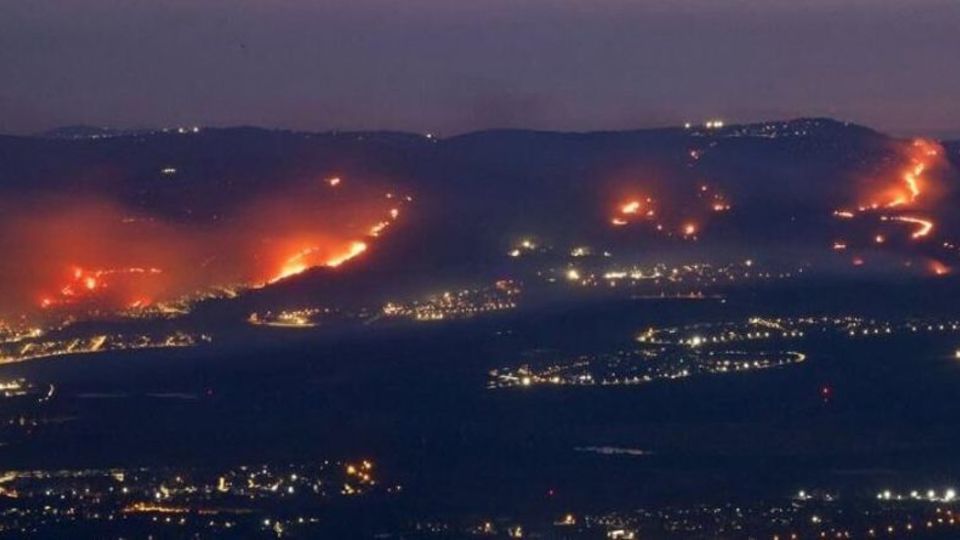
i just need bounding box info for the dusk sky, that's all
[2,0,959,136]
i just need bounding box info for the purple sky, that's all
[2,0,959,136]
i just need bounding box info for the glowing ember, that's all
[368,221,390,237]
[41,266,164,309]
[834,138,948,260]
[887,215,934,240]
[712,202,731,212]
[930,260,950,276]
[621,201,642,215]
[326,241,368,268]
[1,176,411,319]
[853,139,942,212]
[269,241,368,283]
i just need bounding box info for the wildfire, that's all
[259,188,407,288]
[863,139,941,211]
[276,199,402,279]
[833,138,949,259]
[615,197,658,222]
[42,267,164,309]
[1,172,413,319]
[712,202,731,212]
[885,215,934,240]
[369,221,390,237]
[930,260,950,276]
[611,185,727,238]
[621,200,642,215]
[326,241,368,268]
[270,241,369,284]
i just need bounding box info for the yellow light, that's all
[326,241,368,268]
[621,201,641,215]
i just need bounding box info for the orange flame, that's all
[886,215,934,240]
[930,260,950,276]
[270,241,369,284]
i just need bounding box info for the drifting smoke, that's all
[0,178,406,319]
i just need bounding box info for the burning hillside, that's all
[0,176,408,320]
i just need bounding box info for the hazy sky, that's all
[1,0,959,136]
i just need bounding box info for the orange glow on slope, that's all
[610,183,730,238]
[834,139,949,257]
[857,139,942,212]
[326,241,368,268]
[611,196,658,227]
[621,200,642,214]
[885,215,934,240]
[712,202,731,212]
[369,221,390,237]
[265,193,400,284]
[270,241,369,283]
[930,260,950,276]
[42,266,164,309]
[0,174,409,318]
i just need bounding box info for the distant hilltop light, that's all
[704,119,725,129]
